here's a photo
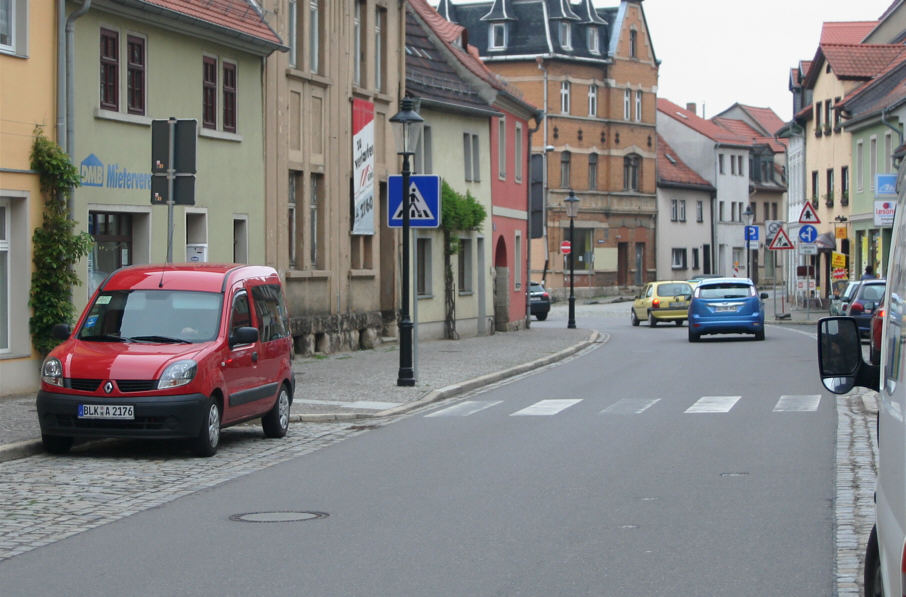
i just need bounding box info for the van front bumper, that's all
[36,390,208,440]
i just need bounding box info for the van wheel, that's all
[262,384,291,438]
[193,397,221,457]
[864,525,882,597]
[42,434,73,454]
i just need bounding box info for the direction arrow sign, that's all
[798,202,821,224]
[799,224,818,243]
[560,240,572,255]
[768,227,794,250]
[387,175,441,228]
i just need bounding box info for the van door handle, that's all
[252,352,258,362]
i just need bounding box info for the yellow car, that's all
[631,281,693,327]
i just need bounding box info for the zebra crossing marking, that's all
[510,399,582,416]
[685,395,741,414]
[773,395,821,412]
[601,398,660,415]
[426,401,502,417]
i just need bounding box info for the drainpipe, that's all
[525,110,543,329]
[56,0,67,150]
[881,105,904,147]
[65,0,92,219]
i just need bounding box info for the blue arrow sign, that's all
[799,224,818,243]
[744,225,759,242]
[387,175,441,228]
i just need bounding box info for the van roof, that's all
[101,264,278,293]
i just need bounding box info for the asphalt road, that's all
[0,303,834,596]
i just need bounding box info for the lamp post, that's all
[565,190,580,329]
[743,204,753,280]
[390,97,424,387]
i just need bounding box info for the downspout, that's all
[65,0,93,219]
[881,105,904,146]
[525,110,543,329]
[56,0,67,150]
[537,57,550,287]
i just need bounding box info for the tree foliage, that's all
[440,181,487,339]
[29,127,95,355]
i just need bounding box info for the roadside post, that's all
[151,118,197,262]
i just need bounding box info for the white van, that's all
[817,161,906,595]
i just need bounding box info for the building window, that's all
[886,132,893,172]
[202,56,217,129]
[514,231,522,290]
[671,199,686,222]
[588,84,597,116]
[870,137,877,191]
[417,237,432,296]
[563,227,592,271]
[222,62,237,133]
[671,248,687,270]
[309,0,322,73]
[414,125,433,174]
[692,248,700,270]
[623,89,631,120]
[824,100,831,132]
[560,80,570,114]
[731,155,737,175]
[588,153,597,190]
[587,26,599,54]
[288,1,298,68]
[490,23,506,49]
[498,118,506,180]
[815,102,821,130]
[463,133,480,182]
[514,123,523,182]
[635,90,642,122]
[0,0,28,56]
[353,0,364,86]
[558,21,571,50]
[811,170,819,201]
[288,171,298,268]
[826,168,834,203]
[623,154,640,191]
[834,97,842,129]
[458,238,473,293]
[560,151,571,188]
[126,35,145,115]
[718,154,725,175]
[841,165,849,202]
[856,140,864,191]
[100,28,119,111]
[629,29,637,58]
[310,173,324,268]
[696,200,704,223]
[375,7,386,92]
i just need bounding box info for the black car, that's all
[844,278,886,338]
[529,281,551,321]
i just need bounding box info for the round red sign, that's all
[560,240,571,255]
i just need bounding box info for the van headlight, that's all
[42,357,64,387]
[159,360,197,389]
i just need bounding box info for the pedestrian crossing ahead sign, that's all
[388,175,441,228]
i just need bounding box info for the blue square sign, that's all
[387,175,441,228]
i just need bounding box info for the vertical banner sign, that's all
[352,99,375,235]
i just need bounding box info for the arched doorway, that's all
[494,236,509,332]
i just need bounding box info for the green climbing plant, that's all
[29,127,95,355]
[440,181,487,340]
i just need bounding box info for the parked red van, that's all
[36,264,295,456]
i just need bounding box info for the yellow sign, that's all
[832,252,846,268]
[835,226,847,239]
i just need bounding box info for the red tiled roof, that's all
[822,43,906,79]
[712,117,786,152]
[820,21,878,44]
[656,135,713,190]
[841,50,906,113]
[657,98,748,146]
[142,0,282,47]
[739,105,786,136]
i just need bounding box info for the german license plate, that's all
[670,302,686,308]
[78,404,134,420]
[716,306,736,312]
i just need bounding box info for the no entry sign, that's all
[560,240,571,255]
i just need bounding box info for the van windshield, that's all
[78,290,223,343]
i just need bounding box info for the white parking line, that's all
[773,395,822,412]
[685,395,741,414]
[425,401,503,417]
[511,399,582,416]
[601,398,660,415]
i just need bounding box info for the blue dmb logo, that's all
[80,154,105,187]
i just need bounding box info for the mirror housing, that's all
[51,323,72,340]
[230,326,259,347]
[817,316,880,393]
[759,292,769,300]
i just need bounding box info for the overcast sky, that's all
[636,0,896,122]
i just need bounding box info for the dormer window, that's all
[587,27,599,55]
[629,29,637,58]
[559,22,572,50]
[489,23,506,50]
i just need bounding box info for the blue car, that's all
[687,278,767,342]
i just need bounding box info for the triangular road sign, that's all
[768,226,794,250]
[798,202,821,224]
[392,182,436,221]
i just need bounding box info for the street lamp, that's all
[564,190,580,329]
[390,97,424,387]
[743,204,754,280]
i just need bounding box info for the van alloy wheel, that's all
[262,384,291,438]
[193,398,221,457]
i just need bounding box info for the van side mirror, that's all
[817,316,880,393]
[52,323,72,340]
[230,326,259,347]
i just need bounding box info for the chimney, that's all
[686,102,697,116]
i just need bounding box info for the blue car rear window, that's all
[697,284,754,299]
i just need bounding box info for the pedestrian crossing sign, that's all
[388,175,441,228]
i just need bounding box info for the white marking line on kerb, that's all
[601,398,660,415]
[773,395,821,412]
[685,396,741,414]
[511,399,582,416]
[425,401,503,417]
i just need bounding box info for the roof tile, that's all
[143,0,282,46]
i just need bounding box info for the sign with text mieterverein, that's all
[352,98,375,235]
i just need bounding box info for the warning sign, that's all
[798,202,821,224]
[768,227,794,250]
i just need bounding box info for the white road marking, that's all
[511,399,582,416]
[601,398,660,415]
[425,400,503,417]
[294,399,399,410]
[685,395,741,414]
[773,395,822,412]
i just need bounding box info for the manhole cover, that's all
[230,511,328,523]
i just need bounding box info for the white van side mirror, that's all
[817,316,880,393]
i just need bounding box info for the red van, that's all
[36,264,295,456]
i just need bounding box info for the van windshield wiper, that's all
[81,334,130,342]
[129,335,191,344]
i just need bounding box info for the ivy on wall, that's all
[440,180,487,340]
